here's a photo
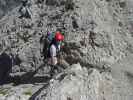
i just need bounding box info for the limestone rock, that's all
[0,0,133,100]
[35,64,133,100]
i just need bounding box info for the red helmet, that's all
[55,32,64,41]
[56,31,61,35]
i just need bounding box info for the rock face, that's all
[35,64,133,100]
[0,0,21,19]
[0,84,43,100]
[0,0,133,100]
[38,64,103,100]
[0,0,133,72]
[0,64,133,100]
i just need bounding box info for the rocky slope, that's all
[37,64,133,100]
[1,63,133,100]
[0,0,133,100]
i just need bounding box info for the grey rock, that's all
[0,0,133,99]
[0,0,21,19]
[35,64,133,100]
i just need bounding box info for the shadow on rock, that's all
[11,63,51,85]
[125,71,133,85]
[0,52,12,85]
[12,74,50,86]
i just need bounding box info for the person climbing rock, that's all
[47,31,64,65]
[46,31,64,77]
[40,31,64,77]
[19,0,32,19]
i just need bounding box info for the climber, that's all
[47,31,64,66]
[18,0,32,19]
[40,31,65,77]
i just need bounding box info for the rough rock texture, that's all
[0,0,21,19]
[0,84,43,100]
[63,0,133,67]
[1,63,133,100]
[0,0,133,72]
[35,64,133,100]
[0,0,133,100]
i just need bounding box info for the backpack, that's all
[47,32,55,42]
